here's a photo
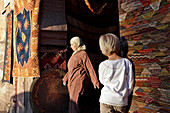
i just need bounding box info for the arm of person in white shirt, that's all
[127,62,134,95]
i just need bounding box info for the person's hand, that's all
[63,81,66,86]
[94,82,100,89]
[95,85,99,89]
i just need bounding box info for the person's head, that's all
[99,33,120,56]
[70,36,86,52]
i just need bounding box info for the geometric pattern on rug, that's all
[39,48,66,72]
[119,0,170,112]
[2,11,13,83]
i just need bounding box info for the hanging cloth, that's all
[13,0,41,77]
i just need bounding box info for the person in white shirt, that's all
[98,33,134,113]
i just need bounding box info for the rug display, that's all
[119,0,170,112]
[2,11,13,83]
[13,0,41,77]
[30,69,69,113]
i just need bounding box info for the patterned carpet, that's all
[13,0,41,77]
[2,11,13,83]
[119,0,170,112]
[39,47,66,71]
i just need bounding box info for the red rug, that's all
[39,48,66,71]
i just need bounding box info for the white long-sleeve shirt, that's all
[98,58,134,106]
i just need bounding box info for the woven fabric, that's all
[2,11,13,83]
[39,48,66,71]
[119,0,170,112]
[13,0,41,77]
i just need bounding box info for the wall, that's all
[0,0,15,112]
[0,0,6,80]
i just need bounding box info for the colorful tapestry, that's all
[13,0,41,77]
[39,47,66,72]
[119,0,170,112]
[2,11,13,83]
